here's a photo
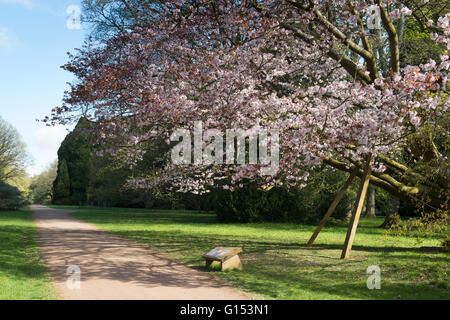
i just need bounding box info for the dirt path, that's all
[31,205,250,300]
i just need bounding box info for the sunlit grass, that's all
[60,206,449,299]
[0,208,57,300]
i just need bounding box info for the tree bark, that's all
[365,185,376,218]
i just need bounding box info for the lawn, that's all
[0,208,56,300]
[56,206,449,300]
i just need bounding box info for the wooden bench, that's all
[202,247,243,271]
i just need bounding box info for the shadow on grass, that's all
[94,228,448,298]
[67,208,449,299]
[304,243,448,255]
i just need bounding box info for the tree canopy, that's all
[30,161,57,204]
[46,0,449,212]
[0,116,28,182]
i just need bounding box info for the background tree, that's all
[0,116,29,210]
[364,186,377,219]
[30,160,57,204]
[52,159,71,204]
[52,118,92,204]
[0,116,28,181]
[0,180,26,210]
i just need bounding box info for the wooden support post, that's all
[341,154,373,259]
[306,168,358,247]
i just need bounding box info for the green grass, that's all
[62,206,449,299]
[0,208,57,300]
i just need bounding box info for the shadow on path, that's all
[31,205,249,300]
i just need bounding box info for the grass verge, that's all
[0,208,56,300]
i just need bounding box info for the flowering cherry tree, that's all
[46,0,449,211]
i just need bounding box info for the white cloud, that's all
[34,125,68,151]
[0,0,36,9]
[27,126,68,175]
[0,28,18,52]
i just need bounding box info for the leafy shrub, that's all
[0,180,26,210]
[380,214,402,229]
[375,188,390,216]
[214,168,356,223]
[385,209,449,247]
[442,237,450,253]
[214,182,270,222]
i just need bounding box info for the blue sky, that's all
[0,0,87,175]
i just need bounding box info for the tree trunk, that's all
[362,193,367,217]
[364,185,376,218]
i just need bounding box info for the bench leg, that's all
[221,255,243,271]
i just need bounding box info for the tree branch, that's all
[375,0,400,73]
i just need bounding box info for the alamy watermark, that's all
[170,121,280,176]
[367,5,382,30]
[66,265,81,290]
[366,265,381,290]
[66,5,81,30]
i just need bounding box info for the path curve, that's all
[32,205,250,300]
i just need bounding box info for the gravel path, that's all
[31,205,249,300]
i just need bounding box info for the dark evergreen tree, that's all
[52,159,71,203]
[52,118,92,204]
